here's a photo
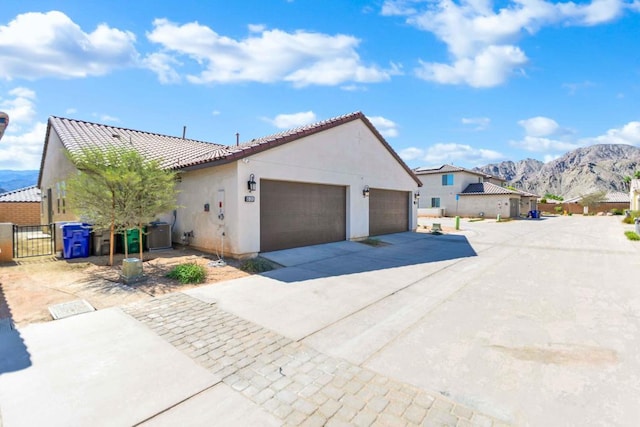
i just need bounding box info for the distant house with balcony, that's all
[414,164,537,218]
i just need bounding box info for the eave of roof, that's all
[459,182,532,196]
[413,164,504,182]
[0,185,41,202]
[177,111,423,187]
[37,113,423,188]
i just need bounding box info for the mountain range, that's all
[0,170,39,193]
[475,144,640,199]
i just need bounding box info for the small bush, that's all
[611,208,624,215]
[359,237,385,246]
[625,231,640,241]
[554,206,563,214]
[240,257,275,273]
[622,211,640,224]
[166,263,207,284]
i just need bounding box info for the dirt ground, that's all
[0,248,251,327]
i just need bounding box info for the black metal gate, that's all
[13,224,55,258]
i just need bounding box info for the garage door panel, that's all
[369,188,409,236]
[260,180,346,252]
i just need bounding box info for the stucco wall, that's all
[178,119,419,258]
[0,202,41,225]
[416,171,482,212]
[39,129,79,224]
[174,162,239,257]
[456,195,514,218]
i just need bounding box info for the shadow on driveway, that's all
[260,232,477,283]
[0,284,32,374]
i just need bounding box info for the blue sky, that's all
[0,0,639,171]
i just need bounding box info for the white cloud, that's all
[0,121,46,169]
[511,117,640,154]
[399,147,424,161]
[248,24,267,33]
[510,135,581,152]
[461,116,490,131]
[142,52,181,84]
[544,153,561,163]
[517,116,560,137]
[404,142,504,165]
[383,0,631,87]
[0,87,45,168]
[267,111,317,129]
[0,11,138,80]
[587,121,640,145]
[562,80,595,95]
[415,44,527,88]
[65,108,78,115]
[367,116,399,138]
[0,87,37,131]
[145,19,399,87]
[93,113,119,123]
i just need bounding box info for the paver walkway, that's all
[124,293,509,426]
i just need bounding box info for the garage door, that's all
[369,188,409,236]
[260,180,346,252]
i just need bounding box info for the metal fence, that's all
[13,224,55,258]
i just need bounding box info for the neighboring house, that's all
[630,180,640,211]
[0,185,41,225]
[457,182,538,218]
[563,192,630,214]
[413,164,533,218]
[38,112,422,258]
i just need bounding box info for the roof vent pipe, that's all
[182,126,186,139]
[236,132,239,146]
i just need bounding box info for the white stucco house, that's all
[414,164,537,218]
[38,112,422,258]
[630,179,640,211]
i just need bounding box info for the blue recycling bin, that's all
[62,223,91,259]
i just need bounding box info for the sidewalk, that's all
[1,292,506,426]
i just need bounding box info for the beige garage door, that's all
[260,180,346,252]
[369,188,409,236]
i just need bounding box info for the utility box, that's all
[121,258,144,284]
[147,222,172,251]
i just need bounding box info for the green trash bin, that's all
[123,227,147,254]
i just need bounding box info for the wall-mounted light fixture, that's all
[248,173,257,192]
[414,191,420,204]
[363,185,370,198]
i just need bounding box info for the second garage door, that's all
[260,180,346,252]
[369,188,409,236]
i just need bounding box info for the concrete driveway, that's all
[2,215,639,426]
[186,215,640,426]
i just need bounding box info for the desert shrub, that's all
[610,208,624,215]
[554,206,563,214]
[240,257,275,273]
[166,263,207,284]
[622,211,640,224]
[359,237,385,246]
[624,231,640,241]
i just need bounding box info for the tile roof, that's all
[46,116,223,170]
[603,192,630,203]
[459,182,525,196]
[413,164,505,182]
[40,112,422,187]
[0,185,41,203]
[563,192,629,203]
